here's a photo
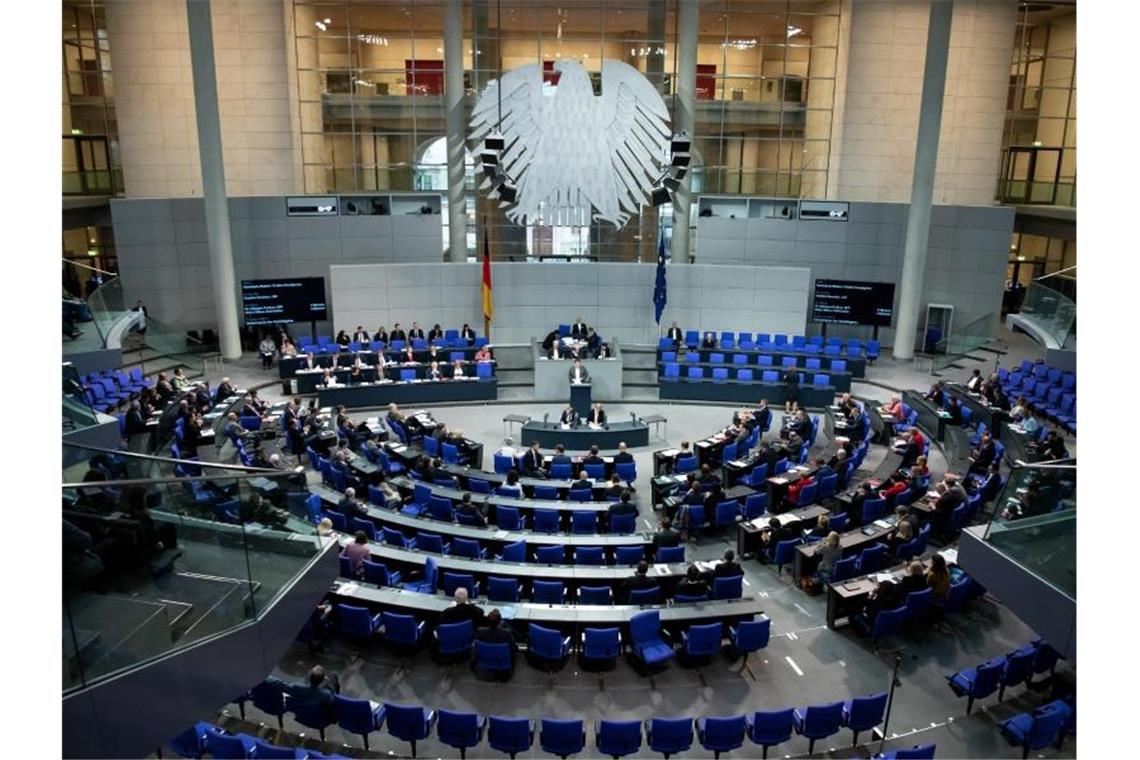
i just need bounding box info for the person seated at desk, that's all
[386,402,404,426]
[321,368,340,388]
[604,476,627,501]
[806,514,832,540]
[946,395,964,424]
[548,443,570,467]
[785,472,816,508]
[373,326,389,344]
[673,441,695,473]
[171,366,192,393]
[969,432,997,475]
[349,325,368,344]
[703,480,727,511]
[461,323,477,344]
[451,359,466,379]
[860,578,903,626]
[829,449,850,487]
[455,493,487,526]
[475,345,493,362]
[408,322,425,340]
[587,403,606,427]
[390,323,407,343]
[897,430,920,469]
[521,441,546,478]
[665,321,684,346]
[608,489,637,521]
[1000,481,1045,521]
[348,365,365,384]
[614,442,633,465]
[425,344,443,364]
[621,561,660,602]
[224,411,250,442]
[886,519,914,556]
[431,423,450,446]
[701,331,718,349]
[570,315,589,341]
[123,400,148,437]
[267,665,340,713]
[924,380,945,403]
[926,554,951,599]
[880,395,904,422]
[341,531,371,578]
[1035,430,1069,462]
[879,472,910,506]
[848,482,874,525]
[583,445,604,467]
[1010,395,1032,422]
[299,351,320,371]
[697,464,720,491]
[931,481,964,536]
[571,470,593,492]
[337,487,368,522]
[400,345,417,365]
[675,565,709,599]
[970,462,1003,503]
[784,409,813,443]
[653,518,681,551]
[815,532,842,583]
[548,338,566,360]
[965,368,983,393]
[836,392,858,416]
[428,323,444,342]
[496,437,519,463]
[989,380,1011,410]
[714,549,744,578]
[499,470,524,497]
[558,405,578,428]
[585,327,601,358]
[280,338,298,358]
[441,587,485,627]
[428,361,443,381]
[474,609,517,675]
[334,330,350,348]
[758,517,797,565]
[899,561,928,595]
[911,456,931,489]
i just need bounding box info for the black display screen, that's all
[241,278,328,326]
[811,279,896,326]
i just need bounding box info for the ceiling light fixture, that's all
[787,25,803,38]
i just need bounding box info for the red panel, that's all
[543,60,562,86]
[696,64,717,100]
[406,59,444,95]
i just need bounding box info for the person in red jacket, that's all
[786,474,817,508]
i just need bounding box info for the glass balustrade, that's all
[982,459,1076,599]
[1018,280,1076,348]
[931,312,998,373]
[62,446,328,693]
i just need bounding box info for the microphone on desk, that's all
[543,413,549,424]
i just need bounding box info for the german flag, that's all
[481,227,494,323]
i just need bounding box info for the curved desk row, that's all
[316,379,497,409]
[430,463,632,499]
[296,364,495,394]
[903,392,973,472]
[659,362,853,393]
[660,378,835,408]
[354,540,689,589]
[329,579,764,634]
[519,420,650,450]
[279,347,483,378]
[388,476,618,515]
[658,347,866,378]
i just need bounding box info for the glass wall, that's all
[290,0,840,259]
[996,2,1076,206]
[62,0,122,196]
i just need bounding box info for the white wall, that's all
[330,263,811,344]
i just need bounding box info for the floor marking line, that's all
[784,656,804,676]
[793,603,812,617]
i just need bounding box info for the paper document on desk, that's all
[776,513,799,526]
[872,519,893,530]
[493,530,509,539]
[660,449,680,457]
[940,548,959,565]
[874,574,894,583]
[696,560,719,572]
[728,460,746,468]
[770,477,788,485]
[338,582,359,595]
[653,563,671,575]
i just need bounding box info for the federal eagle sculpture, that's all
[470,59,671,229]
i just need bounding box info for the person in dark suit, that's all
[123,400,148,437]
[440,587,485,626]
[373,326,389,343]
[559,405,578,427]
[604,475,625,500]
[759,517,796,564]
[861,579,904,625]
[570,316,589,340]
[714,549,743,578]
[620,561,659,602]
[474,609,517,674]
[830,449,850,488]
[698,464,720,490]
[895,504,921,537]
[193,383,212,413]
[583,445,604,466]
[969,432,997,475]
[898,561,929,595]
[390,324,407,343]
[568,359,590,384]
[701,331,718,349]
[704,481,727,510]
[587,403,606,426]
[337,487,367,521]
[352,326,370,343]
[551,444,572,467]
[455,493,487,526]
[787,410,812,441]
[897,431,920,470]
[675,565,709,599]
[848,482,874,524]
[975,462,1003,503]
[521,441,546,477]
[585,328,601,358]
[427,324,444,342]
[614,442,634,465]
[461,323,476,343]
[652,518,681,551]
[665,321,684,345]
[408,322,425,340]
[608,490,637,520]
[682,480,705,508]
[268,666,339,713]
[571,471,592,491]
[931,482,964,536]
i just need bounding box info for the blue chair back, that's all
[536,544,565,564]
[443,572,478,598]
[748,708,794,748]
[585,463,606,480]
[541,719,585,758]
[685,623,723,656]
[845,692,889,732]
[498,540,527,563]
[596,720,642,758]
[529,624,570,661]
[488,716,534,755]
[436,621,475,656]
[494,453,516,474]
[579,586,612,605]
[381,611,423,646]
[571,510,597,533]
[712,575,743,599]
[437,710,485,756]
[699,715,746,754]
[615,546,644,565]
[831,555,859,583]
[629,586,660,605]
[743,491,768,518]
[610,513,637,534]
[798,701,844,739]
[551,462,573,479]
[857,543,888,574]
[533,580,565,604]
[533,510,560,534]
[885,744,938,759]
[496,505,524,531]
[452,537,483,560]
[647,717,694,757]
[732,618,770,653]
[656,545,684,563]
[383,703,432,743]
[487,576,521,602]
[575,546,604,565]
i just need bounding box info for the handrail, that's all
[63,258,118,277]
[62,470,300,489]
[63,441,275,474]
[1035,265,1076,281]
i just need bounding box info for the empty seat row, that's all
[226,676,911,759]
[169,721,341,758]
[662,331,879,357]
[946,639,1064,714]
[661,353,853,373]
[662,366,834,386]
[342,534,663,569]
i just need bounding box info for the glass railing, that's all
[86,275,127,348]
[62,448,327,693]
[982,459,1075,598]
[1018,281,1076,348]
[931,312,998,372]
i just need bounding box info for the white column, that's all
[186,0,241,359]
[444,0,468,262]
[892,0,953,360]
[671,0,698,263]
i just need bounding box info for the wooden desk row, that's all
[825,547,959,629]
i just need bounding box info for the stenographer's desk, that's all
[520,420,650,450]
[317,379,497,408]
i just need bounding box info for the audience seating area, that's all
[79,367,155,413]
[298,329,488,353]
[661,331,879,361]
[997,361,1076,434]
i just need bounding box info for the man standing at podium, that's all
[568,358,590,384]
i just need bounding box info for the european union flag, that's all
[653,231,667,325]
